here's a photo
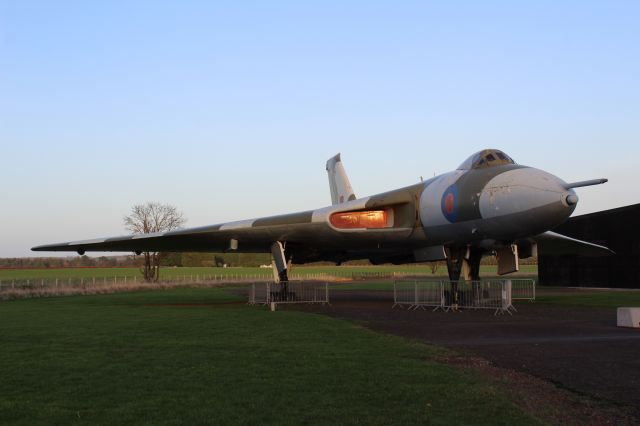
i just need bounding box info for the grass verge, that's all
[537,289,640,308]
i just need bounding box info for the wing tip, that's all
[31,242,73,252]
[535,231,615,257]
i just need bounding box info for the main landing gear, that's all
[444,244,520,310]
[444,246,483,309]
[270,241,293,301]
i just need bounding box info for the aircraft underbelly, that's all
[422,202,572,246]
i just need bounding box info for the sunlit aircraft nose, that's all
[478,168,576,237]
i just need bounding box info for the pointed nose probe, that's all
[562,178,607,206]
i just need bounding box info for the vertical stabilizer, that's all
[326,153,356,205]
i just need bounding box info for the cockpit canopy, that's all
[457,149,516,170]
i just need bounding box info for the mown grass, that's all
[331,280,398,291]
[0,288,539,425]
[0,265,538,280]
[537,289,640,308]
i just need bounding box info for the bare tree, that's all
[123,202,186,282]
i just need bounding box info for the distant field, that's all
[0,265,538,280]
[0,288,538,424]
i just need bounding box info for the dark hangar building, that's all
[538,203,640,288]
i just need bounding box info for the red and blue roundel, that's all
[441,185,458,223]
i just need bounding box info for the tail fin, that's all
[326,153,356,205]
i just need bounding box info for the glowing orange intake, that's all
[330,210,391,229]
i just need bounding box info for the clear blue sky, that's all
[1,1,639,257]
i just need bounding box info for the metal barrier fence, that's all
[510,279,536,301]
[393,280,516,315]
[248,281,330,306]
[393,280,444,310]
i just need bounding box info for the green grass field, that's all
[537,289,640,308]
[0,265,538,281]
[0,288,539,425]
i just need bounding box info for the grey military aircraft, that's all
[33,149,612,284]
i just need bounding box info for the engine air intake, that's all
[330,209,393,229]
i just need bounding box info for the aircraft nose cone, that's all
[479,168,577,237]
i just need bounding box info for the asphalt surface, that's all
[293,289,640,417]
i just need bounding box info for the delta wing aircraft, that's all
[33,149,612,283]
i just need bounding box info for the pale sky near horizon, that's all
[1,1,639,257]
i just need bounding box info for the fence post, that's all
[501,281,507,312]
[532,279,536,301]
[414,280,418,306]
[500,280,514,314]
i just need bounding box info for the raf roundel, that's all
[441,185,459,223]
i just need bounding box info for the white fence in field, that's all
[248,281,330,306]
[392,279,534,314]
[0,274,316,292]
[0,271,385,292]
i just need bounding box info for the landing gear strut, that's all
[444,246,483,308]
[270,241,291,301]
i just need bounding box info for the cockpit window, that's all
[457,149,516,170]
